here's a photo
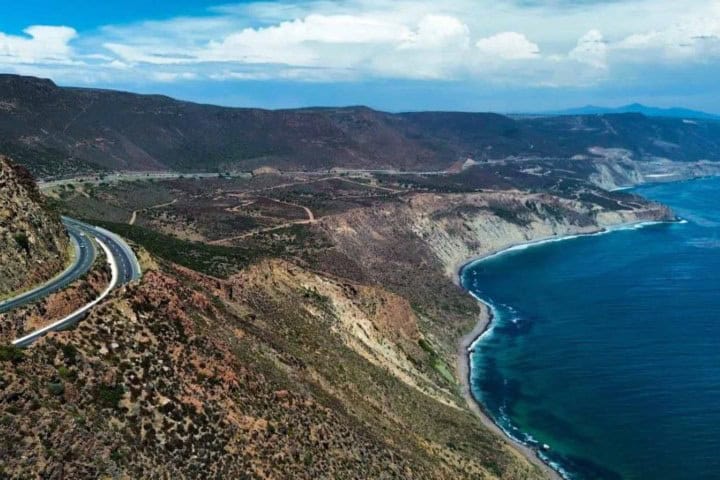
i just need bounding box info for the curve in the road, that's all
[12,238,119,348]
[0,223,96,314]
[7,217,142,347]
[61,217,142,285]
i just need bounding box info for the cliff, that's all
[319,188,672,359]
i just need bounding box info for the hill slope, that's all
[2,75,720,178]
[0,156,68,297]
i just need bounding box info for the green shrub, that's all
[95,384,125,409]
[13,233,29,253]
[61,343,78,363]
[0,345,24,363]
[48,382,65,396]
[57,366,76,380]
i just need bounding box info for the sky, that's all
[2,0,720,112]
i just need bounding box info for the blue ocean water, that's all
[464,177,720,480]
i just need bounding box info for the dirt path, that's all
[128,198,179,225]
[209,197,316,245]
[332,176,402,193]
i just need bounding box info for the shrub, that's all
[48,382,65,396]
[0,345,24,363]
[61,343,78,363]
[13,233,30,253]
[57,366,76,380]
[95,384,125,409]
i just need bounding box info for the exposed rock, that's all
[0,156,68,297]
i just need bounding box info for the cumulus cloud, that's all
[399,15,470,50]
[475,32,540,60]
[569,29,607,69]
[614,8,720,62]
[0,26,78,64]
[3,0,720,89]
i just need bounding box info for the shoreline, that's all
[454,219,676,480]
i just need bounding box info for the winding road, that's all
[0,223,96,314]
[3,217,142,347]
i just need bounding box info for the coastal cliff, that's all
[5,165,678,479]
[318,186,672,476]
[321,188,671,348]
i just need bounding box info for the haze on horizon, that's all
[2,0,720,113]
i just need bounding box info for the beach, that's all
[457,300,563,480]
[454,220,673,480]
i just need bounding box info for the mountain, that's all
[551,103,720,121]
[2,75,720,178]
[0,156,68,297]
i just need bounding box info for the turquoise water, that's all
[464,177,720,480]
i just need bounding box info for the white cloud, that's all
[476,32,540,60]
[614,7,720,62]
[569,29,607,69]
[105,12,476,80]
[3,0,720,88]
[151,71,199,82]
[399,15,469,50]
[200,14,400,66]
[0,26,77,64]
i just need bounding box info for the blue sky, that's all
[2,0,720,112]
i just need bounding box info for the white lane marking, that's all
[92,226,141,280]
[0,232,84,310]
[12,238,119,346]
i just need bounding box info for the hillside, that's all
[2,161,672,478]
[0,244,548,479]
[2,75,720,178]
[0,156,68,298]
[0,147,679,479]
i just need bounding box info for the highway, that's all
[0,223,96,314]
[61,217,141,285]
[5,217,142,347]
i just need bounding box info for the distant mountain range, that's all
[2,74,720,178]
[549,103,720,121]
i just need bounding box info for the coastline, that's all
[454,219,675,480]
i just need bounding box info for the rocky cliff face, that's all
[0,156,68,297]
[319,189,672,360]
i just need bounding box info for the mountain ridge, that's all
[548,103,720,120]
[2,74,720,178]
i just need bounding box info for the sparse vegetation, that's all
[0,345,24,363]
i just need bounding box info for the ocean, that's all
[463,177,720,480]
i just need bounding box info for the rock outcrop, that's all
[0,156,68,297]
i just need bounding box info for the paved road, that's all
[61,217,141,285]
[7,217,142,347]
[0,223,96,314]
